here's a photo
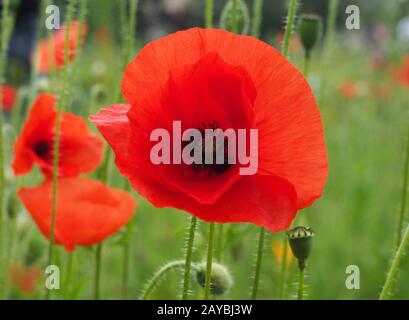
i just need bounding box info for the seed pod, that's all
[287,226,314,269]
[220,0,250,35]
[195,261,233,295]
[298,14,322,57]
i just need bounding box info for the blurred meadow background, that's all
[2,0,409,300]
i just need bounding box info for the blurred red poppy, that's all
[34,21,87,74]
[1,84,17,112]
[9,264,41,294]
[338,80,358,99]
[91,28,327,232]
[395,55,409,87]
[12,93,103,177]
[18,177,137,252]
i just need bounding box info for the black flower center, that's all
[33,141,51,160]
[184,122,232,174]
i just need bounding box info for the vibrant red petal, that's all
[18,177,137,251]
[121,28,327,209]
[12,93,103,177]
[132,173,297,233]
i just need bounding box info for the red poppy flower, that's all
[12,93,103,177]
[1,84,17,112]
[18,177,137,252]
[34,21,87,74]
[9,264,41,294]
[395,55,409,87]
[90,28,327,232]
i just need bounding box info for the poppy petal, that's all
[18,177,137,251]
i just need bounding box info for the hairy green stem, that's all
[297,267,305,300]
[252,0,263,38]
[122,180,133,299]
[231,0,238,34]
[181,216,198,300]
[0,0,14,299]
[204,222,215,300]
[215,224,224,261]
[395,123,409,249]
[46,0,75,300]
[318,0,339,106]
[205,0,213,29]
[94,243,103,300]
[251,227,265,300]
[63,252,74,299]
[278,236,288,299]
[28,0,51,105]
[303,55,311,78]
[140,260,185,300]
[282,0,298,58]
[380,223,409,299]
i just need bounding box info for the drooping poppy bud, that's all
[287,226,314,269]
[220,0,250,35]
[195,261,233,295]
[298,14,322,58]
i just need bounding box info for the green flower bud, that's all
[220,0,250,35]
[298,14,322,57]
[195,262,233,295]
[287,226,314,269]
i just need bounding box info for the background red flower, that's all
[34,21,88,74]
[18,177,137,252]
[1,84,17,112]
[12,93,103,177]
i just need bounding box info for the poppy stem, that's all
[251,0,263,38]
[28,0,51,106]
[215,224,224,262]
[278,235,288,299]
[204,222,216,300]
[122,181,134,299]
[380,222,409,299]
[140,260,185,300]
[384,113,409,298]
[231,0,238,34]
[282,0,298,58]
[205,0,214,29]
[94,243,103,300]
[250,227,265,300]
[395,122,409,250]
[63,252,74,299]
[303,55,311,78]
[318,0,339,107]
[0,0,13,299]
[181,216,198,300]
[297,266,305,300]
[46,0,75,301]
